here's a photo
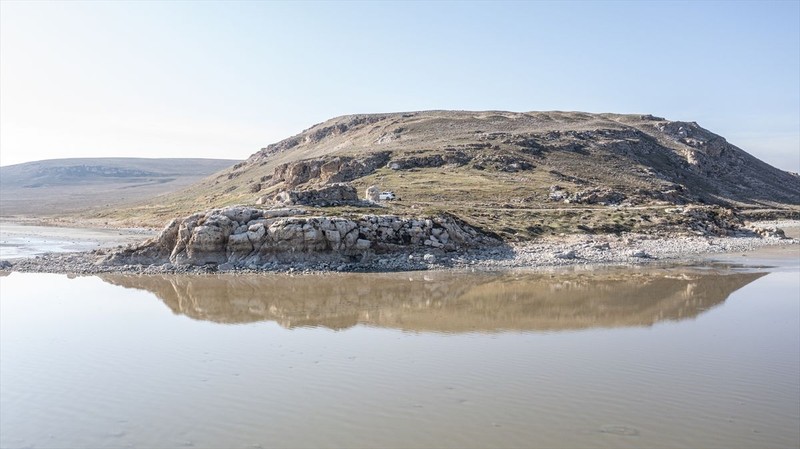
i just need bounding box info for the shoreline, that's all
[2,222,798,275]
[0,221,156,260]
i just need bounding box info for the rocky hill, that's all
[97,111,800,239]
[0,157,238,217]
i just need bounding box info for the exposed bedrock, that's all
[102,206,499,267]
[271,152,391,188]
[258,183,361,207]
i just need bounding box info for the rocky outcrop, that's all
[569,187,627,205]
[471,153,535,172]
[102,207,499,268]
[679,206,745,236]
[272,152,391,188]
[388,152,472,170]
[656,121,730,172]
[252,114,390,161]
[271,183,359,207]
[747,225,787,239]
[548,185,627,205]
[365,185,380,202]
[385,148,535,173]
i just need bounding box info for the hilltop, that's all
[0,158,238,217]
[98,111,799,240]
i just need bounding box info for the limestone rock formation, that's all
[365,185,380,202]
[271,152,391,188]
[102,207,499,267]
[549,185,627,205]
[274,183,359,207]
[679,206,744,236]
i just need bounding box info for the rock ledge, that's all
[101,206,499,268]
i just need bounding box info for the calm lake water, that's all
[1,258,798,448]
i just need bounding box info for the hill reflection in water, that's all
[99,268,766,333]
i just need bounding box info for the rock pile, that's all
[680,206,744,236]
[102,207,499,268]
[748,225,787,239]
[549,185,627,205]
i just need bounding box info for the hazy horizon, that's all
[1,1,798,171]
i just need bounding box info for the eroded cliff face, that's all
[270,152,391,188]
[102,206,499,267]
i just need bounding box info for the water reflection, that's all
[98,268,766,332]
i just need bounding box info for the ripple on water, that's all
[0,270,797,449]
[599,425,640,436]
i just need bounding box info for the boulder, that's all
[181,224,230,265]
[569,188,626,205]
[554,249,577,259]
[549,185,568,202]
[750,226,787,239]
[365,185,380,202]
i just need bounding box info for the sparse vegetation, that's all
[0,158,238,218]
[8,111,798,236]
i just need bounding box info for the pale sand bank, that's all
[0,222,156,260]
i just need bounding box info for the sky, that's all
[1,1,798,171]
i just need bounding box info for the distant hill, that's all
[103,111,799,237]
[0,158,238,217]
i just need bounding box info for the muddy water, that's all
[1,264,798,448]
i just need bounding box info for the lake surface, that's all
[1,259,798,448]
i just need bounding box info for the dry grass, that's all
[47,110,800,235]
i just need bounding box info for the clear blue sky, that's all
[1,1,798,171]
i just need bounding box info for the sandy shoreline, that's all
[0,222,156,260]
[0,220,797,275]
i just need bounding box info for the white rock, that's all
[555,250,577,259]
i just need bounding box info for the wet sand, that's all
[0,222,156,259]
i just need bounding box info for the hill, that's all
[91,111,800,238]
[0,158,238,217]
